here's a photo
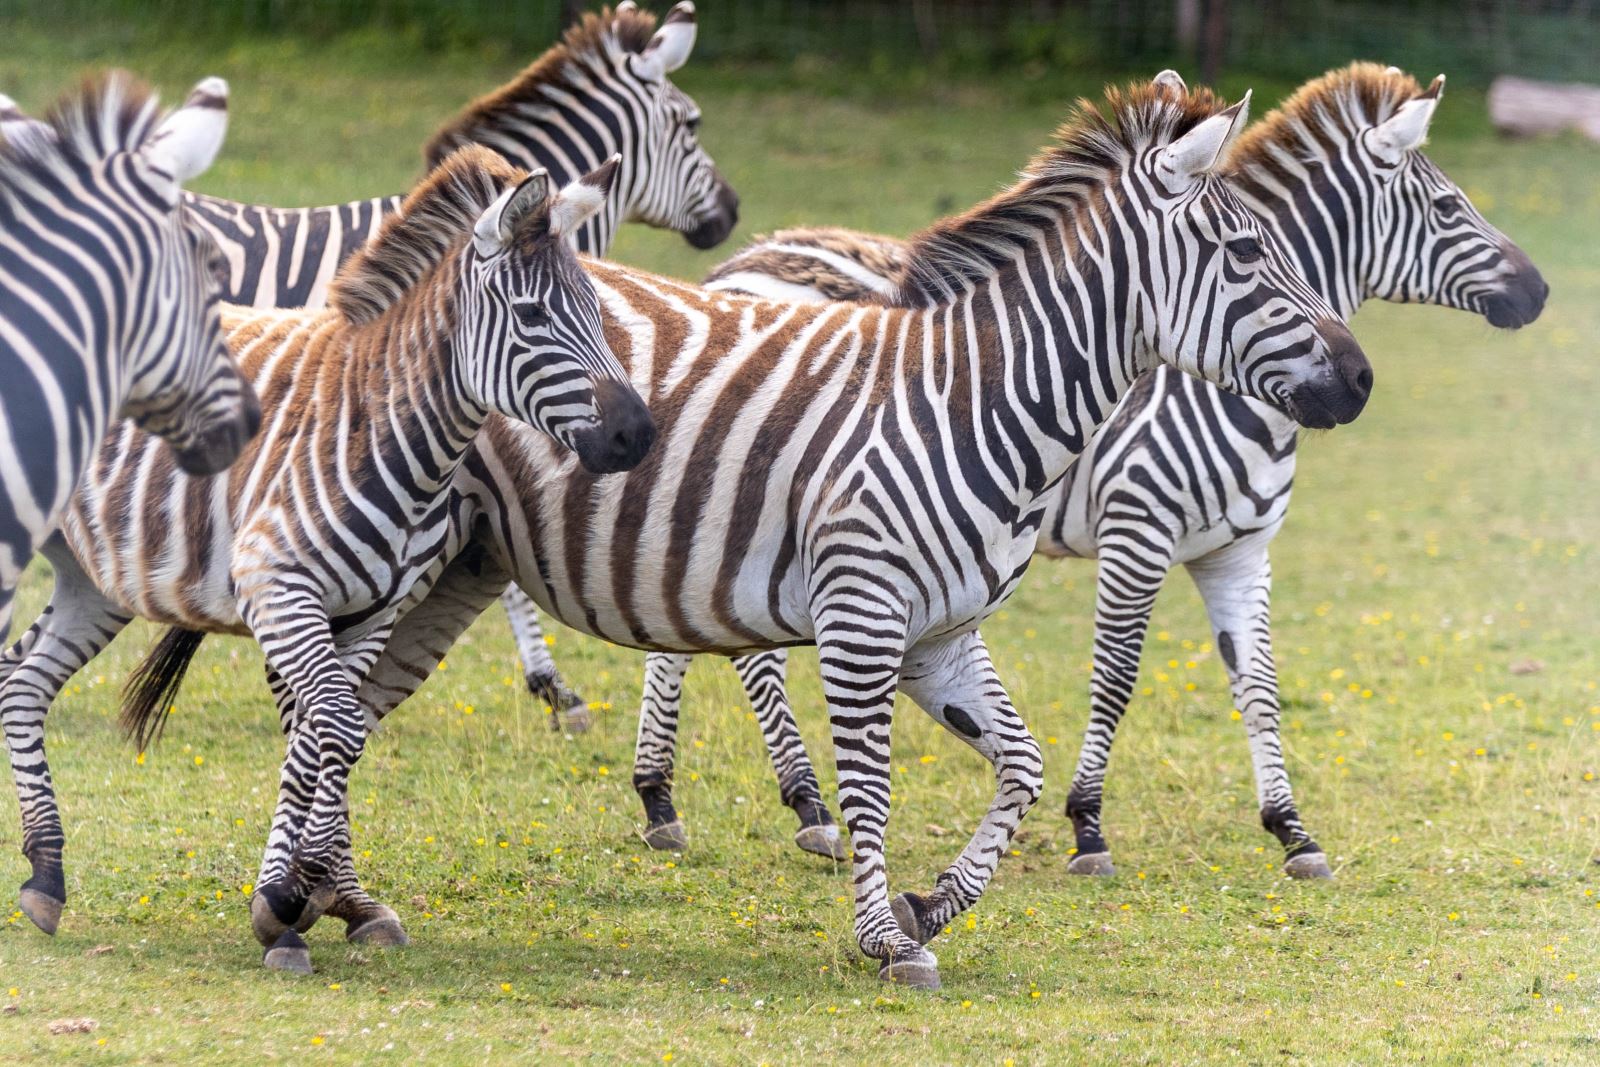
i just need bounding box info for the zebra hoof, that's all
[263,929,314,975]
[794,823,848,861]
[1284,852,1334,880]
[1067,851,1116,877]
[295,880,337,933]
[347,906,409,947]
[561,703,593,734]
[642,820,687,852]
[19,887,63,935]
[889,892,939,946]
[878,947,940,990]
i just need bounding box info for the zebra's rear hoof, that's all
[878,947,940,990]
[1067,851,1116,877]
[889,892,939,946]
[296,880,337,933]
[642,820,687,852]
[794,823,848,861]
[347,907,409,947]
[263,929,314,975]
[1284,852,1334,880]
[19,887,63,935]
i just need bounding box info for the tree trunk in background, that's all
[1176,0,1201,58]
[911,0,940,60]
[1200,0,1229,84]
[562,0,585,30]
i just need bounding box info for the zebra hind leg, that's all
[1187,546,1332,880]
[1065,544,1171,877]
[732,650,846,861]
[890,632,1043,949]
[501,585,590,733]
[634,652,692,851]
[0,552,130,935]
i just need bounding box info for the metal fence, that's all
[6,1,1597,84]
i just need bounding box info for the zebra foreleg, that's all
[731,650,844,861]
[500,584,590,732]
[1186,543,1330,879]
[633,652,693,851]
[891,631,1043,947]
[811,598,938,988]
[1064,542,1172,876]
[0,553,130,935]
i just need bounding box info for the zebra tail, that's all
[120,628,207,752]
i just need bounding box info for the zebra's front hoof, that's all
[19,887,63,935]
[295,879,337,933]
[1067,851,1116,877]
[263,929,314,975]
[561,704,593,734]
[889,892,938,946]
[1284,852,1334,880]
[346,906,409,947]
[878,947,940,990]
[794,823,848,862]
[642,820,687,852]
[251,884,309,946]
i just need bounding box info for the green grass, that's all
[3,28,1600,1066]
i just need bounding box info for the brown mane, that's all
[423,5,659,167]
[895,79,1229,304]
[329,145,524,325]
[1231,62,1429,169]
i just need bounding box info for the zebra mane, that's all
[0,71,163,181]
[894,81,1228,306]
[1231,62,1427,170]
[328,145,523,325]
[423,5,659,168]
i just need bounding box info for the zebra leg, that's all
[0,555,130,935]
[731,650,845,861]
[634,652,692,851]
[811,601,938,988]
[890,631,1043,946]
[501,584,589,732]
[1186,544,1331,879]
[1065,542,1172,877]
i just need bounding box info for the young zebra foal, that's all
[0,73,258,647]
[310,79,1371,989]
[0,146,650,964]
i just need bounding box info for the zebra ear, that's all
[1154,91,1251,188]
[0,93,57,160]
[141,76,229,191]
[473,169,551,258]
[1368,77,1443,164]
[637,1,697,80]
[550,154,621,240]
[1153,69,1188,95]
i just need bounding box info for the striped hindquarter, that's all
[330,80,1371,987]
[0,149,646,968]
[615,63,1548,880]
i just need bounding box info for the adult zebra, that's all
[0,147,651,973]
[258,78,1372,989]
[624,64,1548,877]
[184,0,736,724]
[0,73,259,650]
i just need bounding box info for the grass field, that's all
[2,25,1600,1066]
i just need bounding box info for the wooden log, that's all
[1488,75,1600,142]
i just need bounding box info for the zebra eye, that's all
[1226,237,1264,263]
[1434,195,1461,219]
[685,113,702,133]
[513,301,550,330]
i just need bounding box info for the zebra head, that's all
[1133,86,1371,430]
[466,155,655,474]
[1353,70,1547,328]
[1,75,260,475]
[617,2,739,249]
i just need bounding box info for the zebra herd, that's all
[0,2,1547,991]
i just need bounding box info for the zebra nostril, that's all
[1355,367,1374,395]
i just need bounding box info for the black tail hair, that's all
[120,628,207,753]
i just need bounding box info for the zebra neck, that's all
[1232,164,1369,322]
[345,293,483,500]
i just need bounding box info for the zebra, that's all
[620,64,1549,878]
[259,77,1374,989]
[0,73,259,650]
[180,1,736,725]
[0,146,652,976]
